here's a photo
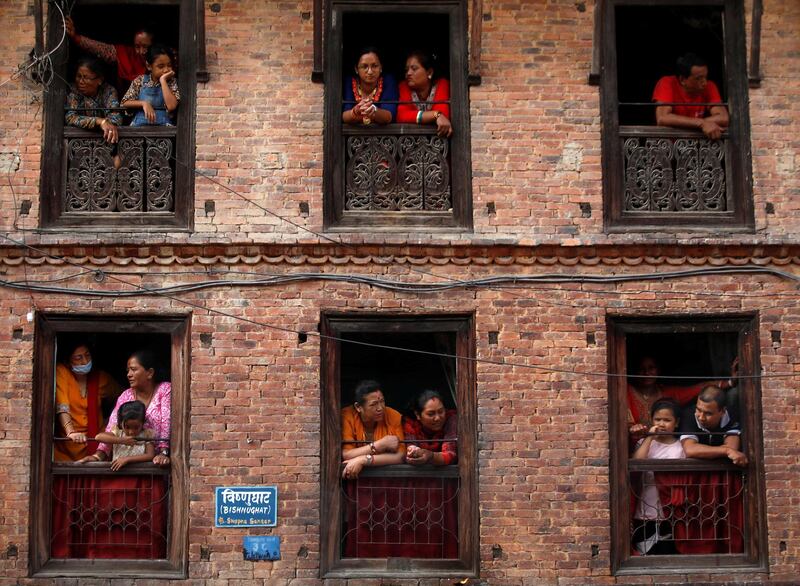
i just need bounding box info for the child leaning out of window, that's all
[79,400,155,470]
[121,44,180,126]
[630,398,685,555]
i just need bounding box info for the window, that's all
[320,314,478,577]
[29,314,189,578]
[39,1,200,230]
[323,1,472,231]
[607,315,767,574]
[600,0,754,231]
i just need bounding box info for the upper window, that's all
[39,1,198,230]
[607,315,767,574]
[320,314,478,577]
[323,1,472,231]
[29,315,189,578]
[600,0,754,232]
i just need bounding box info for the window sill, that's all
[355,463,458,477]
[33,559,185,579]
[327,211,471,232]
[40,214,190,232]
[615,556,768,575]
[52,462,170,475]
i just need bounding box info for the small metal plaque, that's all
[243,536,281,561]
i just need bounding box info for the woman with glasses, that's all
[342,46,398,126]
[64,57,123,144]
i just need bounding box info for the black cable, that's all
[0,232,794,381]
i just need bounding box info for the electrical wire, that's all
[0,232,795,381]
[0,5,793,381]
[2,32,787,318]
[0,262,796,296]
[0,1,68,93]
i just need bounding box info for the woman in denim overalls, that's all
[121,44,179,126]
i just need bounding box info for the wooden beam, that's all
[33,0,44,56]
[748,0,763,87]
[468,0,483,85]
[588,0,602,85]
[312,0,324,82]
[196,0,209,82]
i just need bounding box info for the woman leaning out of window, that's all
[342,46,398,126]
[82,349,171,466]
[403,389,457,466]
[64,57,123,144]
[341,379,405,479]
[397,49,452,137]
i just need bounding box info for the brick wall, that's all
[0,253,798,584]
[0,0,796,245]
[0,0,798,583]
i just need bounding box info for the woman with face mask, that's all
[54,340,121,462]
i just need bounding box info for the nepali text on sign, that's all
[215,486,278,527]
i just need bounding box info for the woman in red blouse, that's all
[403,389,457,466]
[399,390,459,559]
[397,50,453,138]
[65,17,154,96]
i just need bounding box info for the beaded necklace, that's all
[352,76,384,103]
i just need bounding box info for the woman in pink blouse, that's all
[94,349,171,466]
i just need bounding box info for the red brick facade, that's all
[0,0,798,584]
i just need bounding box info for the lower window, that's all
[30,314,189,578]
[320,313,478,577]
[608,314,767,573]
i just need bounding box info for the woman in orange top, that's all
[341,379,405,479]
[54,340,120,462]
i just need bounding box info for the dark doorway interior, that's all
[615,5,725,125]
[340,331,457,416]
[341,12,451,85]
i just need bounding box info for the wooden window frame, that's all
[607,313,768,575]
[319,312,478,578]
[29,313,190,578]
[39,0,200,231]
[600,0,755,232]
[322,0,473,232]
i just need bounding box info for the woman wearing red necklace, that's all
[342,46,398,125]
[397,49,453,137]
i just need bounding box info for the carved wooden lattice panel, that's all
[65,136,174,213]
[345,135,451,211]
[623,136,726,212]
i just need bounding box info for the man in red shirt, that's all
[652,53,729,140]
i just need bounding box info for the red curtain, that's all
[342,477,458,559]
[658,470,744,555]
[51,474,168,559]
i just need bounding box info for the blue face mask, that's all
[71,361,93,375]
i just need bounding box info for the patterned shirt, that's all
[98,382,171,454]
[111,427,154,461]
[121,74,181,105]
[64,83,123,129]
